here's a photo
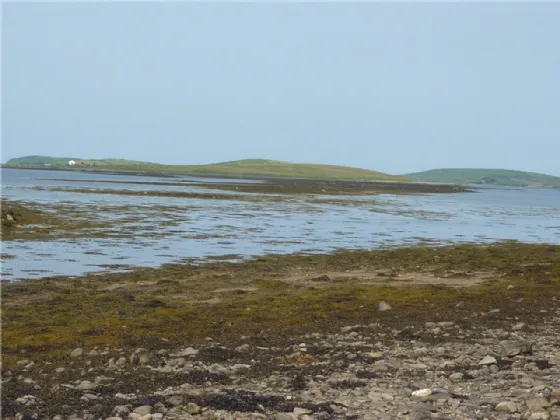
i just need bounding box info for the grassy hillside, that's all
[404,168,560,188]
[5,156,402,182]
[6,155,161,167]
[7,155,82,165]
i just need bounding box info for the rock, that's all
[512,322,526,331]
[89,350,99,357]
[184,403,201,415]
[172,347,198,357]
[15,395,37,406]
[55,367,66,374]
[500,340,533,357]
[530,413,551,420]
[293,407,313,416]
[231,363,251,372]
[549,388,560,404]
[75,381,96,390]
[70,348,83,358]
[449,372,463,381]
[412,389,433,397]
[495,401,518,413]
[116,357,127,368]
[130,348,151,366]
[274,414,295,420]
[133,406,152,415]
[94,375,114,385]
[378,301,392,312]
[235,344,251,353]
[479,355,497,365]
[526,397,550,412]
[112,406,130,416]
[165,395,183,407]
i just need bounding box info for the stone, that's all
[512,322,526,331]
[449,372,463,381]
[500,340,532,357]
[378,301,392,312]
[172,347,198,357]
[94,375,114,385]
[184,403,201,415]
[293,408,313,416]
[235,344,251,353]
[274,414,295,420]
[530,413,550,420]
[75,381,96,390]
[495,401,518,413]
[412,389,433,397]
[133,406,152,416]
[479,355,497,365]
[130,348,150,366]
[526,397,550,412]
[112,406,130,416]
[70,348,84,358]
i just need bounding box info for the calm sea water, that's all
[1,168,559,281]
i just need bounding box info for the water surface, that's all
[2,168,559,281]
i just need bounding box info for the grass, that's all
[404,168,560,188]
[2,241,559,368]
[5,156,405,182]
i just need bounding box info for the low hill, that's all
[182,159,401,181]
[6,155,82,165]
[5,156,402,182]
[404,168,560,188]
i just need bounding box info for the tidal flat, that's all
[3,241,559,367]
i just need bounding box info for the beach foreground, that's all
[2,242,560,419]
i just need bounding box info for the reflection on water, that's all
[2,168,559,280]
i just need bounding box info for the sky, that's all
[2,2,560,176]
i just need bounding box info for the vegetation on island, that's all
[5,156,403,182]
[404,168,560,188]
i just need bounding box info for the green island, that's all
[404,168,560,188]
[5,156,402,182]
[6,155,560,188]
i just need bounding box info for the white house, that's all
[68,160,76,166]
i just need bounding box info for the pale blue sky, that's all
[2,3,559,176]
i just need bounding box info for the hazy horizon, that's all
[3,3,560,176]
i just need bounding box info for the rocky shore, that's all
[4,305,559,420]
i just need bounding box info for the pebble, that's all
[133,406,152,415]
[378,301,392,311]
[495,401,518,413]
[412,389,433,397]
[479,355,497,365]
[70,348,83,358]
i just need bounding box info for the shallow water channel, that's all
[1,168,559,280]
